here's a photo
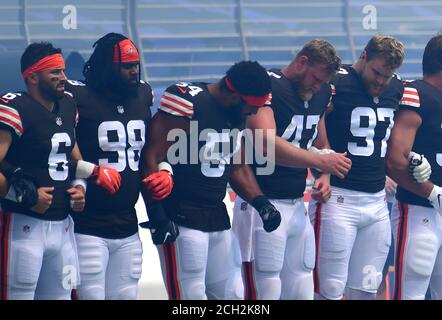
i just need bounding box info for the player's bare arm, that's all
[142,111,189,177]
[140,111,189,202]
[69,142,83,162]
[229,142,265,202]
[140,111,187,201]
[64,142,85,212]
[310,116,332,202]
[247,106,351,178]
[229,143,281,233]
[386,109,433,197]
[139,111,185,244]
[312,115,331,150]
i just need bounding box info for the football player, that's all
[232,39,350,300]
[65,33,161,300]
[310,35,405,300]
[386,34,442,300]
[140,61,281,300]
[0,42,119,300]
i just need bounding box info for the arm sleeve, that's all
[399,84,422,117]
[158,84,194,119]
[0,103,23,138]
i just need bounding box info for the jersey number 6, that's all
[48,132,71,181]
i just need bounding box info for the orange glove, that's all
[143,171,173,200]
[91,166,121,194]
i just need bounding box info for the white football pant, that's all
[74,232,142,300]
[233,196,315,300]
[391,201,442,300]
[0,210,79,300]
[156,226,243,300]
[309,187,391,300]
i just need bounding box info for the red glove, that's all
[143,171,173,200]
[91,166,121,194]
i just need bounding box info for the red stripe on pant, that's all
[0,210,11,300]
[71,289,79,300]
[162,242,181,300]
[313,203,322,294]
[242,261,256,300]
[169,243,181,299]
[393,201,408,300]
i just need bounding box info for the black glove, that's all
[251,195,281,233]
[4,167,38,208]
[139,202,179,245]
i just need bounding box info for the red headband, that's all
[225,78,270,107]
[113,39,139,63]
[22,53,65,78]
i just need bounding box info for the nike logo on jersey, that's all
[177,86,187,94]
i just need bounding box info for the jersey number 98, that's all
[98,120,145,172]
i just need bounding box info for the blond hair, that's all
[364,34,404,71]
[296,39,341,74]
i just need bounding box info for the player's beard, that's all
[363,77,387,97]
[38,79,65,101]
[108,74,139,99]
[361,66,390,97]
[291,73,313,102]
[299,91,313,102]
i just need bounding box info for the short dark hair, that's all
[296,39,341,74]
[83,32,139,93]
[223,61,271,97]
[423,35,442,75]
[21,42,62,74]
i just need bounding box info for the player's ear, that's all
[295,55,308,72]
[360,50,368,61]
[27,73,38,85]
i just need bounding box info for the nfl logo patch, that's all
[55,117,62,126]
[337,196,344,203]
[117,105,125,114]
[23,225,30,233]
[241,202,248,211]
